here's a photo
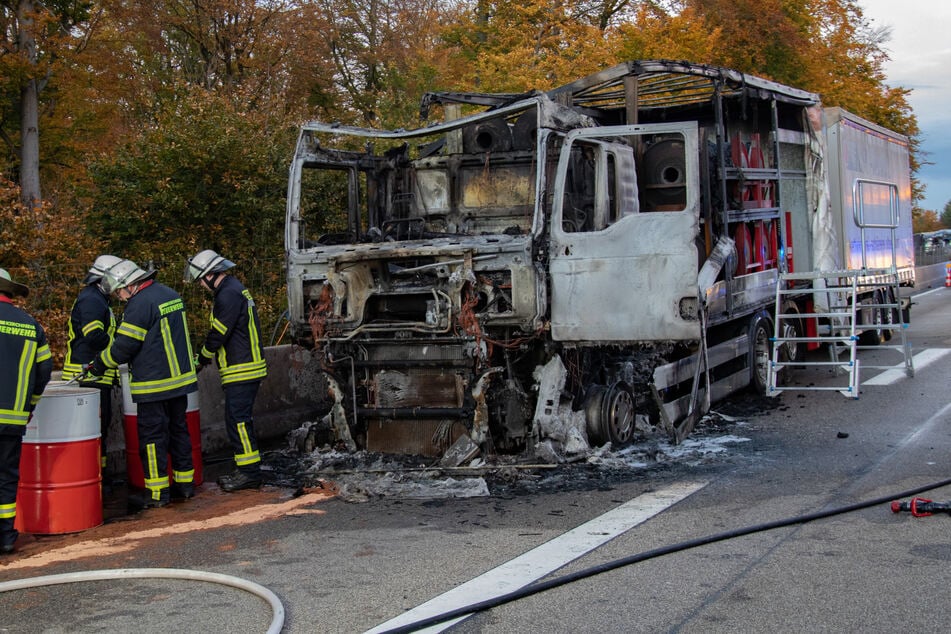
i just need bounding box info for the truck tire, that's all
[584,382,635,447]
[882,288,896,341]
[858,291,884,346]
[778,302,804,365]
[748,312,773,395]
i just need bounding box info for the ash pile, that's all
[262,393,778,502]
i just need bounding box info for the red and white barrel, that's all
[119,365,203,488]
[15,384,103,535]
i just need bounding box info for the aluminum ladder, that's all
[767,178,914,397]
[767,270,862,398]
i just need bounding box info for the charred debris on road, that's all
[262,392,783,502]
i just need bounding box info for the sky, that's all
[858,0,951,213]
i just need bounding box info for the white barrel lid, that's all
[24,385,101,443]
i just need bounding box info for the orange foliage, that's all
[0,177,105,368]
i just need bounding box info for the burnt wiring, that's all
[376,475,951,634]
[307,284,335,350]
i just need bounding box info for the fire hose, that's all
[377,474,951,634]
[0,568,284,634]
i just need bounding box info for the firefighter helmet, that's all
[100,258,156,295]
[0,268,29,298]
[83,254,122,285]
[184,249,235,283]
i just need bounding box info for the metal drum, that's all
[119,365,203,489]
[15,384,102,535]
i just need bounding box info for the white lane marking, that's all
[913,286,948,298]
[863,348,951,385]
[364,480,707,634]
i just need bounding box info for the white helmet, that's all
[184,249,235,283]
[83,254,122,285]
[100,258,156,294]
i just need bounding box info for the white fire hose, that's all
[0,567,285,633]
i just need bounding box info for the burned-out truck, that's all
[285,60,914,457]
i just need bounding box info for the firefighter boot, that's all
[128,489,170,511]
[0,525,18,555]
[170,481,195,500]
[218,470,262,493]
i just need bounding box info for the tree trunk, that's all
[17,0,42,210]
[19,78,41,209]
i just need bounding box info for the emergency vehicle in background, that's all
[284,60,915,457]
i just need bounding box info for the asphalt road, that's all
[2,282,950,634]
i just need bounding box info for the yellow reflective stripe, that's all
[15,340,36,412]
[63,363,117,383]
[211,315,227,335]
[36,344,51,363]
[235,422,261,466]
[181,313,196,369]
[247,305,263,363]
[220,368,268,383]
[237,422,253,454]
[0,502,15,519]
[82,320,104,336]
[143,443,169,495]
[67,311,78,340]
[129,371,197,396]
[172,469,194,483]
[146,443,158,479]
[0,409,30,425]
[30,393,41,406]
[160,317,181,376]
[117,322,147,341]
[235,452,261,466]
[219,360,267,384]
[102,346,119,368]
[199,347,215,361]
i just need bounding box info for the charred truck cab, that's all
[286,60,915,457]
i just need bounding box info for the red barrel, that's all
[15,384,103,535]
[119,366,203,488]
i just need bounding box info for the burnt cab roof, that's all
[299,59,821,141]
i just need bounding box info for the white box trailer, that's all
[822,107,914,278]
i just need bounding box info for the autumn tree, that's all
[941,201,951,229]
[608,0,923,207]
[306,0,459,127]
[912,209,942,234]
[440,0,621,94]
[84,86,298,335]
[0,0,93,208]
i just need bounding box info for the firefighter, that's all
[62,255,121,473]
[88,259,198,508]
[0,268,52,554]
[184,249,267,492]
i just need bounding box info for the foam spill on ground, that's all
[3,489,333,571]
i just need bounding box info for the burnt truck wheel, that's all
[584,382,635,446]
[748,312,773,395]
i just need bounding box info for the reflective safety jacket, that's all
[62,284,117,386]
[0,297,53,434]
[197,275,268,386]
[98,281,198,403]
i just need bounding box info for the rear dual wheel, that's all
[749,312,773,395]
